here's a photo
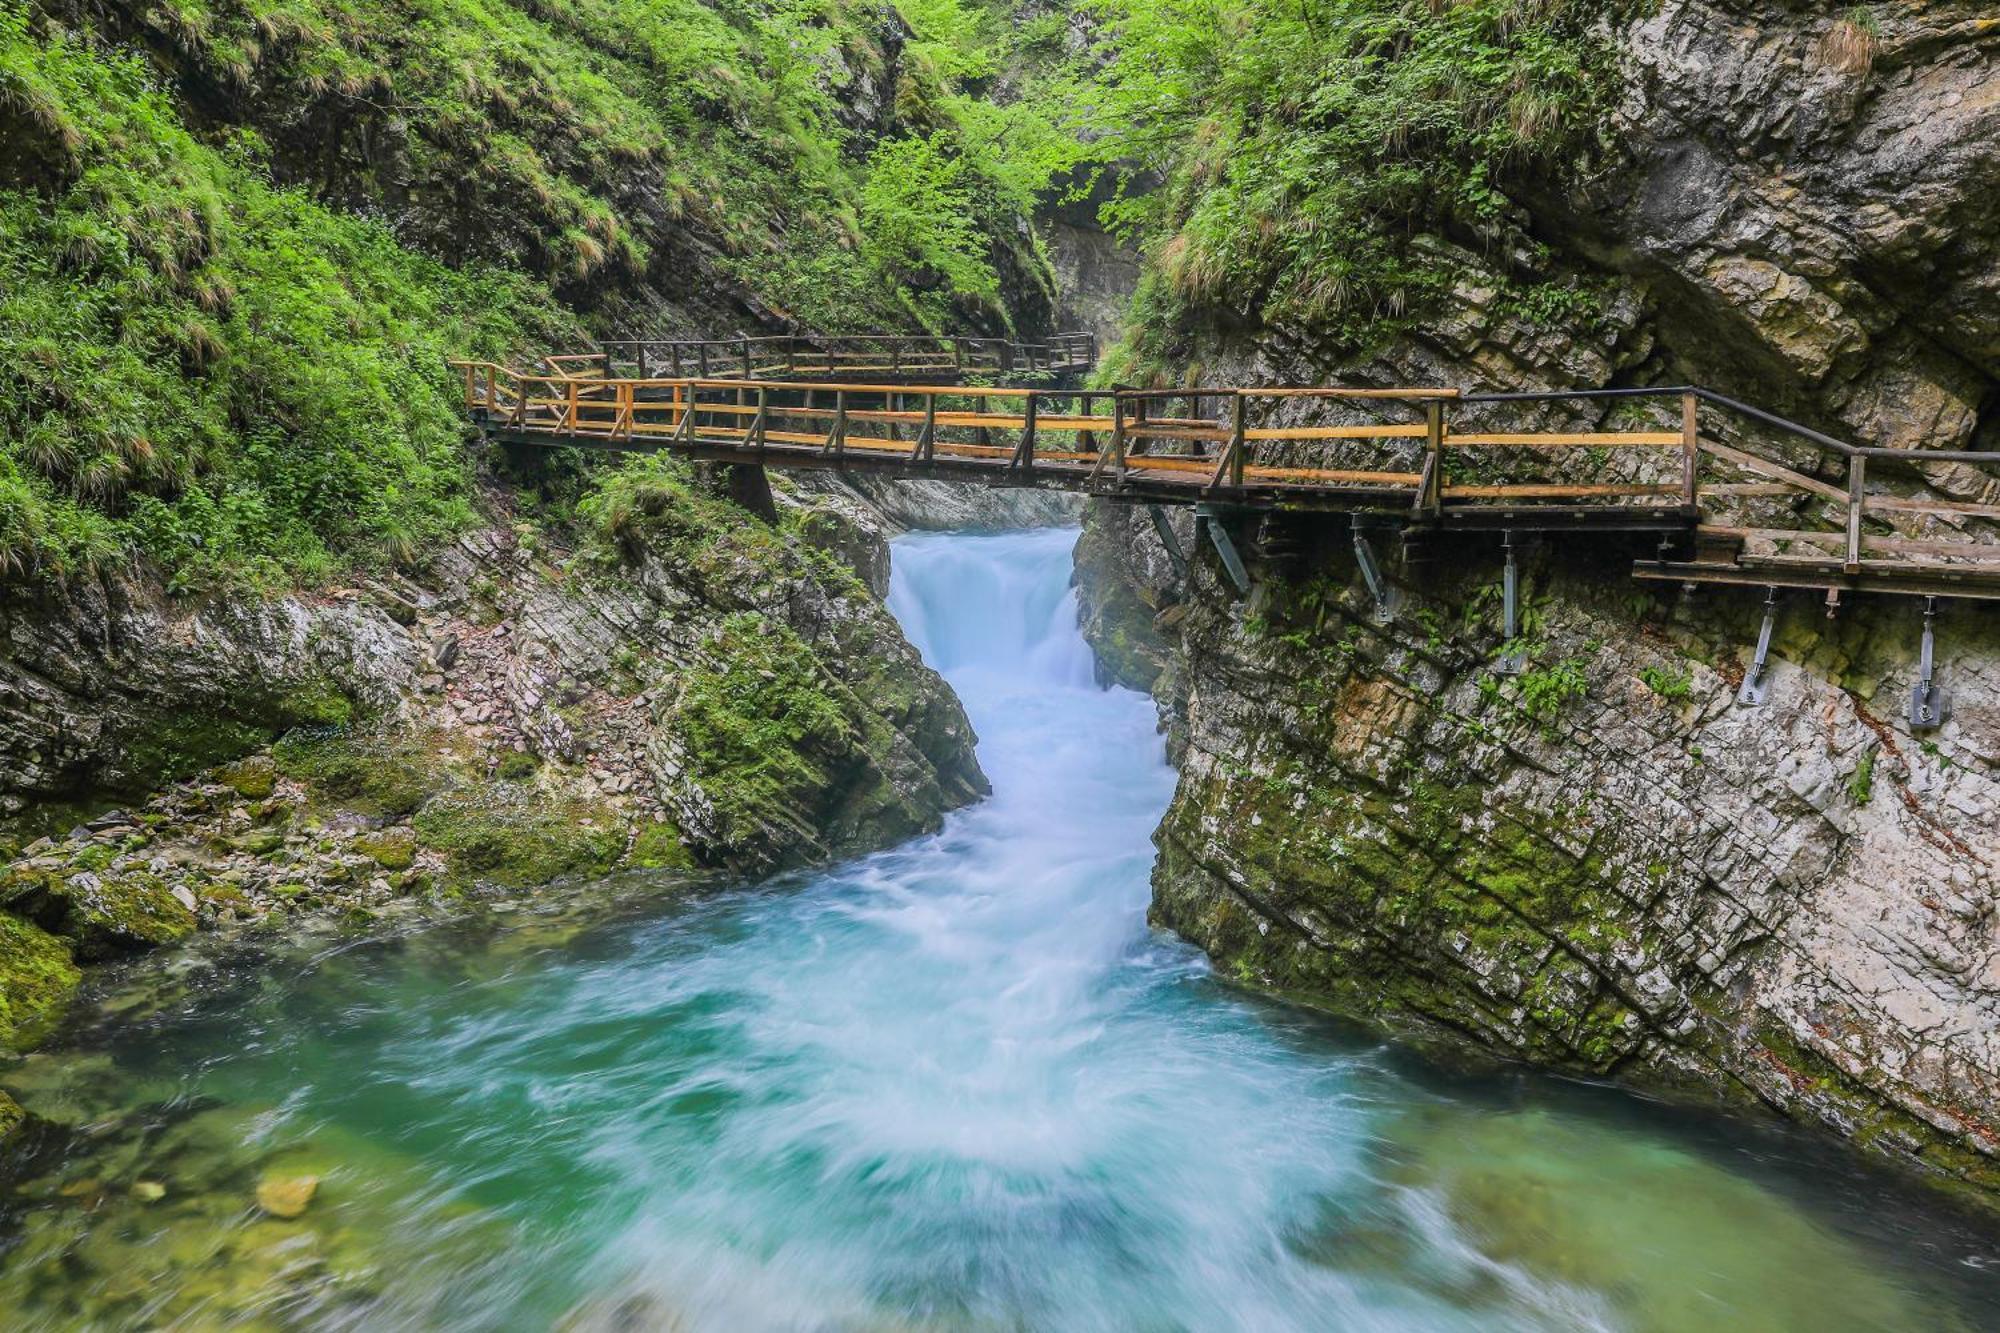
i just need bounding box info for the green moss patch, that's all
[352,830,416,871]
[0,864,197,958]
[0,911,81,1051]
[271,731,443,818]
[414,792,622,888]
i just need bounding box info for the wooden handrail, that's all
[446,359,2000,594]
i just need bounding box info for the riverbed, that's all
[1,527,1995,1329]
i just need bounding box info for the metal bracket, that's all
[1909,596,1947,731]
[1196,504,1251,596]
[1737,587,1779,707]
[1351,516,1400,618]
[1146,504,1188,578]
[1496,532,1526,675]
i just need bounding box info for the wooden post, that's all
[1077,391,1097,456]
[670,344,683,378]
[1013,393,1038,471]
[1846,455,1866,573]
[832,390,848,462]
[565,378,579,432]
[953,338,964,374]
[976,395,992,449]
[698,344,709,378]
[740,337,752,381]
[912,392,936,463]
[1680,391,1699,508]
[1113,396,1127,480]
[1421,399,1445,515]
[1228,392,1246,487]
[753,386,768,452]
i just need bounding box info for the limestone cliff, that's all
[1076,496,2000,1201]
[0,471,984,1052]
[1066,0,2000,1202]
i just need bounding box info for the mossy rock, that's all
[352,830,416,871]
[495,751,540,782]
[0,913,82,1052]
[123,714,270,789]
[224,830,284,857]
[271,732,442,818]
[0,1090,24,1141]
[627,821,696,871]
[214,755,278,800]
[0,866,197,959]
[414,792,621,887]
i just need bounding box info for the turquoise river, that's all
[1,527,1997,1330]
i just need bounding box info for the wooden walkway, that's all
[451,361,2000,602]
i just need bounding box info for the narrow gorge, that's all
[1,0,1997,1325]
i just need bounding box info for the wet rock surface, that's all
[0,479,984,1052]
[1076,502,2000,1204]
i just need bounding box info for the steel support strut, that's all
[1909,597,1946,730]
[1737,587,1779,706]
[1498,532,1526,674]
[1196,505,1251,595]
[1351,516,1397,616]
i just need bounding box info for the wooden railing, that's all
[450,364,2000,595]
[594,332,1097,382]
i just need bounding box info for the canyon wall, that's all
[1071,0,2000,1202]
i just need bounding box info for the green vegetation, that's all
[1846,746,1877,806]
[1065,0,1630,365]
[413,790,624,887]
[667,611,856,858]
[1516,656,1590,726]
[0,911,82,1050]
[1638,664,1693,701]
[271,729,443,818]
[0,0,1081,586]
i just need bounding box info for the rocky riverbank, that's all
[0,468,999,1073]
[1073,498,2000,1206]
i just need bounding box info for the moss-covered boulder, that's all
[0,866,197,959]
[0,913,82,1051]
[271,732,442,818]
[214,755,278,801]
[414,792,622,888]
[352,830,416,871]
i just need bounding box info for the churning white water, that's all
[18,526,1992,1330]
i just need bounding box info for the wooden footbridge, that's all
[453,351,1998,725]
[454,358,1998,587]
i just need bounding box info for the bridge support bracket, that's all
[1496,532,1526,675]
[1195,504,1252,596]
[1737,586,1779,707]
[1908,596,1948,731]
[1351,516,1400,619]
[1146,505,1188,578]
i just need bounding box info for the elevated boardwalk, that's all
[450,361,2000,605]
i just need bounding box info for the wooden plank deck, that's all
[451,362,2000,601]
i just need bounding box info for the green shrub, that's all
[1638,664,1693,701]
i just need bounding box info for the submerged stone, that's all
[255,1172,320,1219]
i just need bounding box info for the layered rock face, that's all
[0,477,984,1049]
[1076,501,1999,1200]
[1230,3,1998,465]
[1064,0,2000,1200]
